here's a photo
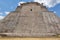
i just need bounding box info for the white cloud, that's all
[34,0,60,8]
[0,12,10,20]
[18,1,26,6]
[5,12,10,15]
[54,11,56,13]
[0,16,5,20]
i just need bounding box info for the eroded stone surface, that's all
[0,2,60,37]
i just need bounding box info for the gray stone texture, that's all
[0,2,60,37]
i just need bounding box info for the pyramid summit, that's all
[16,2,47,11]
[0,2,60,37]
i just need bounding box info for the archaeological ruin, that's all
[0,2,60,37]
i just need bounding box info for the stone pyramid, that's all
[0,2,60,37]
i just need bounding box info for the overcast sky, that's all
[0,0,60,19]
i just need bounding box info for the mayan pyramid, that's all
[0,2,60,37]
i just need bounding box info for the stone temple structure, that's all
[0,2,60,37]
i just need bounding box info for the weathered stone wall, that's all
[16,2,47,12]
[0,2,60,37]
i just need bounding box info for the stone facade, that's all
[0,2,60,37]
